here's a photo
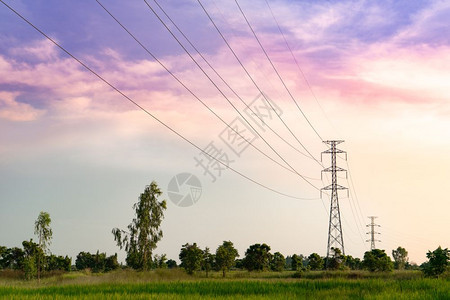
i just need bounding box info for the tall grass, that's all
[0,269,448,299]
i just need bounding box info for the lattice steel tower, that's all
[366,216,381,250]
[322,140,348,265]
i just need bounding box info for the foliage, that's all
[234,258,244,269]
[392,246,408,270]
[34,211,53,281]
[166,259,177,269]
[22,239,41,280]
[46,254,71,272]
[202,247,215,277]
[0,247,24,270]
[75,251,119,273]
[153,254,168,269]
[179,243,203,275]
[34,212,53,253]
[327,248,345,270]
[307,253,324,270]
[270,252,285,272]
[422,246,449,277]
[290,254,303,271]
[215,241,239,277]
[112,181,167,270]
[344,255,362,270]
[362,249,393,272]
[243,243,271,272]
[23,255,37,281]
[0,246,6,269]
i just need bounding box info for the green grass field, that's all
[0,269,448,299]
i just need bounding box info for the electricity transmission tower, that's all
[366,216,381,250]
[321,140,347,266]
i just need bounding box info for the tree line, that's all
[176,242,448,277]
[1,181,448,279]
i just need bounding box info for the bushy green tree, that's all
[179,243,203,275]
[22,239,41,280]
[75,251,118,273]
[392,246,408,270]
[308,253,324,270]
[75,252,94,271]
[270,252,285,272]
[362,249,393,272]
[112,181,167,270]
[105,253,119,272]
[215,241,239,277]
[291,254,303,271]
[327,247,344,270]
[422,246,449,277]
[345,255,362,270]
[1,247,25,270]
[0,246,6,270]
[47,254,71,272]
[167,259,177,269]
[243,243,271,272]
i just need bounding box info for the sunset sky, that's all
[1,0,449,265]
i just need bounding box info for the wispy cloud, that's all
[0,91,45,121]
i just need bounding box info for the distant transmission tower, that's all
[366,216,381,250]
[321,140,348,266]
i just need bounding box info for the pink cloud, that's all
[0,91,45,121]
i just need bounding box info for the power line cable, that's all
[140,0,320,183]
[345,159,368,228]
[234,0,323,141]
[150,0,314,162]
[0,0,317,200]
[263,0,336,134]
[96,0,321,188]
[343,194,368,249]
[209,0,286,104]
[197,0,322,165]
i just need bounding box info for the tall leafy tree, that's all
[179,243,203,275]
[392,246,408,270]
[243,243,272,272]
[215,241,239,277]
[308,253,324,270]
[112,181,167,270]
[34,211,52,281]
[290,254,303,271]
[270,252,285,272]
[422,246,449,277]
[362,249,393,272]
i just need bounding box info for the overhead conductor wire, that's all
[197,0,322,165]
[150,0,315,162]
[97,0,322,188]
[235,0,323,142]
[0,0,316,200]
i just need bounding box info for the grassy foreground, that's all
[0,269,449,299]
